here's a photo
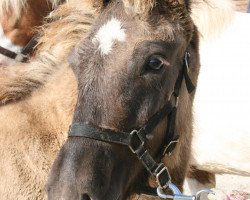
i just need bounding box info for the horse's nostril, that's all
[81,193,91,200]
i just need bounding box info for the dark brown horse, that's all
[47,0,200,199]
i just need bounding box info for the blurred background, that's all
[233,0,249,11]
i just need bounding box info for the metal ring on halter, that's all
[157,182,182,199]
[195,189,215,200]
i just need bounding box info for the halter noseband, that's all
[68,52,212,199]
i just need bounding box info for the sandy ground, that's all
[212,174,250,199]
[216,174,250,193]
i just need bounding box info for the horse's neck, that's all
[31,65,77,133]
[0,65,77,199]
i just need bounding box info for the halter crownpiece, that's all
[68,52,213,199]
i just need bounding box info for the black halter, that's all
[68,52,195,194]
[0,35,38,63]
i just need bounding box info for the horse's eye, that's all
[147,58,163,70]
[146,56,167,71]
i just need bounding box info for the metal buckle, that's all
[156,164,171,189]
[163,139,179,156]
[129,130,144,153]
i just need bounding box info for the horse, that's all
[0,0,201,199]
[184,0,250,197]
[0,1,248,199]
[0,0,100,199]
[47,0,201,199]
[0,0,63,65]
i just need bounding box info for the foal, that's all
[0,1,97,198]
[47,0,200,199]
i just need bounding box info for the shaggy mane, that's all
[0,1,97,104]
[0,0,64,18]
[123,0,156,14]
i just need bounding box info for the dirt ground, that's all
[216,174,250,193]
[213,174,250,200]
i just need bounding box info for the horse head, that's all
[47,0,200,199]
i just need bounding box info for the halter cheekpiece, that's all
[68,52,212,199]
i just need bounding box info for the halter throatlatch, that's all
[68,52,213,199]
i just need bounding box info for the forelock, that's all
[122,0,157,14]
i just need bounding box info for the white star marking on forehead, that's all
[92,17,126,55]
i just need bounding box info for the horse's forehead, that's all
[91,15,176,57]
[92,17,126,55]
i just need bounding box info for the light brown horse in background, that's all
[0,0,64,65]
[0,0,101,199]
